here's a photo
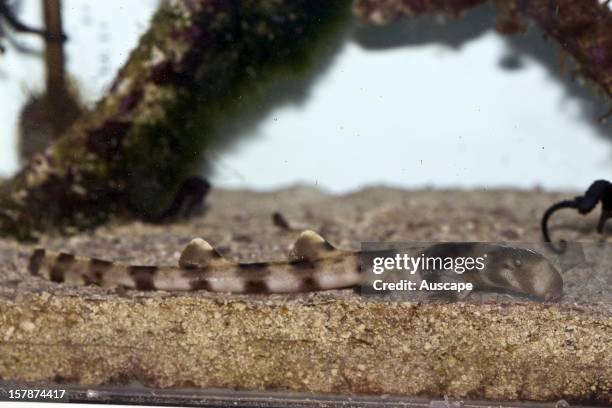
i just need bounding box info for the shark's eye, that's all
[514,259,523,267]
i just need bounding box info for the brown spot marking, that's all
[244,279,270,293]
[189,278,212,291]
[183,269,211,291]
[237,262,270,271]
[299,277,321,292]
[129,266,157,291]
[237,264,271,289]
[89,258,113,283]
[289,260,316,271]
[81,274,98,286]
[51,253,75,283]
[28,249,46,276]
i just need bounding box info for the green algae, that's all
[0,0,352,239]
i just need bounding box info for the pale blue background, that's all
[0,1,610,193]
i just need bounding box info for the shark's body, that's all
[28,231,563,300]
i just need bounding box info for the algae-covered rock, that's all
[0,0,350,240]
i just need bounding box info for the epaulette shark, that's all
[28,231,563,300]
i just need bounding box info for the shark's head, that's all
[489,246,563,301]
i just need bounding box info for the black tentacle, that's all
[541,199,578,254]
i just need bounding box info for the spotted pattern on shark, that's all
[28,231,563,300]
